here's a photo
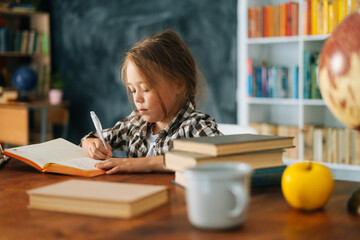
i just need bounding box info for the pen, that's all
[90,111,108,150]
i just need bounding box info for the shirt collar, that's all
[134,101,194,138]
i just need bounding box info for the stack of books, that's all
[164,134,295,187]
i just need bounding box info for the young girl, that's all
[81,29,222,174]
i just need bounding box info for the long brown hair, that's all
[121,29,206,118]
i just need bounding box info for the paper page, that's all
[5,138,88,168]
[51,157,102,170]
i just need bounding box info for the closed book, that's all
[248,7,256,38]
[278,66,289,98]
[285,2,295,36]
[247,58,253,96]
[257,6,264,37]
[303,51,311,99]
[302,0,311,35]
[291,2,299,36]
[20,30,28,53]
[164,149,285,172]
[322,0,329,34]
[27,29,35,53]
[174,166,286,188]
[251,166,286,187]
[279,3,287,36]
[27,180,169,219]
[264,5,272,37]
[291,65,299,99]
[172,134,294,156]
[328,3,335,33]
[311,0,319,35]
[3,138,105,177]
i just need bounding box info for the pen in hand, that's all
[90,111,111,158]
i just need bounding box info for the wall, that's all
[50,0,237,143]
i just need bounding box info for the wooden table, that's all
[1,159,360,240]
[0,101,69,145]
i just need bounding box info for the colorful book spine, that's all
[251,166,286,187]
[322,0,329,35]
[303,51,311,99]
[280,3,287,36]
[292,65,299,99]
[278,67,289,98]
[311,0,319,35]
[247,58,253,96]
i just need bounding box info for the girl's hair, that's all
[121,29,206,118]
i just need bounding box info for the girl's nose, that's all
[134,92,144,103]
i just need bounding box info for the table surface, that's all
[0,100,69,109]
[1,159,360,240]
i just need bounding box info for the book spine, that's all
[248,8,255,38]
[322,0,329,34]
[311,0,318,35]
[251,169,284,187]
[247,58,253,97]
[292,65,299,99]
[280,3,286,36]
[264,6,271,37]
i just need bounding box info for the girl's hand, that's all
[82,138,112,160]
[94,156,166,174]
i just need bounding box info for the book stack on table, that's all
[164,134,295,187]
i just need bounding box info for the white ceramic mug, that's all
[183,162,252,230]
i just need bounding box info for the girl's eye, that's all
[130,89,136,94]
[143,88,150,92]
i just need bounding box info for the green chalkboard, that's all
[50,0,237,143]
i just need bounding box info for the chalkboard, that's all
[50,0,237,144]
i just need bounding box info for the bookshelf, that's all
[0,9,51,100]
[237,0,360,180]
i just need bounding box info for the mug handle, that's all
[229,183,248,218]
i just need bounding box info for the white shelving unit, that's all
[236,0,360,181]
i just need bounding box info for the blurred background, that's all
[50,0,237,143]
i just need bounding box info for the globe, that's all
[318,9,360,131]
[12,67,38,92]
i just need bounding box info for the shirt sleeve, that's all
[80,112,136,152]
[189,114,223,137]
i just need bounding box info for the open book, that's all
[3,138,105,177]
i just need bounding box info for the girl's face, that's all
[126,62,184,132]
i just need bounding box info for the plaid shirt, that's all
[82,102,222,157]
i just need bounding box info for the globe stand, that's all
[16,90,33,102]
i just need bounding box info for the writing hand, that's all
[82,138,112,160]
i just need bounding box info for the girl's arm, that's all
[94,155,172,174]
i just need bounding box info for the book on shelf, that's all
[291,65,299,99]
[27,180,169,219]
[248,2,299,38]
[303,51,322,100]
[252,122,360,166]
[247,58,253,97]
[164,149,285,172]
[248,61,300,99]
[2,138,105,177]
[302,0,311,35]
[172,134,294,156]
[173,166,286,188]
